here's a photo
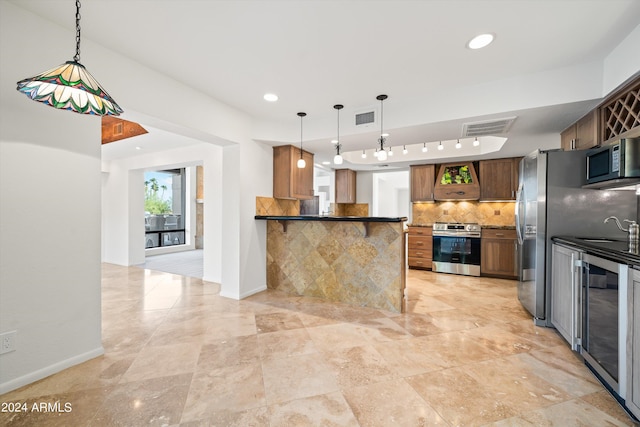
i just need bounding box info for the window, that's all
[144,169,186,248]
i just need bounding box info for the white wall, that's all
[1,4,103,393]
[603,23,640,95]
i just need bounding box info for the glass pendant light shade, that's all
[17,61,123,116]
[15,1,122,116]
[297,157,306,168]
[377,149,387,161]
[334,154,343,165]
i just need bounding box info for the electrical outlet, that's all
[0,331,17,354]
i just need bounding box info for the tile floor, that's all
[1,264,638,426]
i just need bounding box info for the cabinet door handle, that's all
[416,252,423,256]
[416,242,424,246]
[495,233,504,237]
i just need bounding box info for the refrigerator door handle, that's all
[515,183,525,245]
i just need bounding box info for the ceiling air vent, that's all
[355,110,375,126]
[462,116,517,137]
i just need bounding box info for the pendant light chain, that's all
[74,0,81,62]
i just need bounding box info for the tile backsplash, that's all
[412,201,515,226]
[256,196,300,216]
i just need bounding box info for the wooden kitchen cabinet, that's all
[335,169,356,203]
[479,157,520,201]
[273,145,314,199]
[408,226,432,269]
[550,243,582,351]
[561,110,599,151]
[627,267,640,419]
[410,164,435,202]
[480,228,517,278]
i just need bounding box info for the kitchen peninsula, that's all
[255,215,408,313]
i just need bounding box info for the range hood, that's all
[434,162,480,201]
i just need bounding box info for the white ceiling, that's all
[11,0,640,168]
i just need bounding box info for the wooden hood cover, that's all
[433,162,480,200]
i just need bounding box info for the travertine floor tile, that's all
[91,373,192,426]
[407,367,519,426]
[268,392,359,427]
[261,353,339,404]
[2,265,637,426]
[257,328,318,361]
[120,342,201,383]
[343,379,448,426]
[322,344,397,388]
[181,362,265,422]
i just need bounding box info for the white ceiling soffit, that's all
[462,117,517,137]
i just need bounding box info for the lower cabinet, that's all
[550,243,582,351]
[408,226,432,269]
[480,229,517,278]
[627,267,640,419]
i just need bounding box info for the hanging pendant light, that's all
[16,0,123,116]
[333,104,344,165]
[297,112,307,168]
[375,94,388,161]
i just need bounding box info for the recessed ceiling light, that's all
[135,146,142,150]
[263,93,278,102]
[467,33,494,49]
[322,161,331,165]
[330,139,338,144]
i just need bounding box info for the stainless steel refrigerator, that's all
[515,149,636,326]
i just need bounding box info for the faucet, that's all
[604,216,639,247]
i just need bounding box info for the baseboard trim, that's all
[0,346,104,395]
[219,285,267,300]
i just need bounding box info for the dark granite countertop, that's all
[552,236,640,266]
[255,215,407,223]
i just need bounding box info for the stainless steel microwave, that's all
[586,137,640,185]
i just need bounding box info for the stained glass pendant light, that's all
[16,0,123,116]
[297,112,307,168]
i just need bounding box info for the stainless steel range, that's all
[432,223,481,277]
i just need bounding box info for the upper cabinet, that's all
[335,169,357,204]
[273,145,314,200]
[561,110,599,151]
[410,164,435,202]
[600,77,640,143]
[560,74,640,149]
[479,157,520,201]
